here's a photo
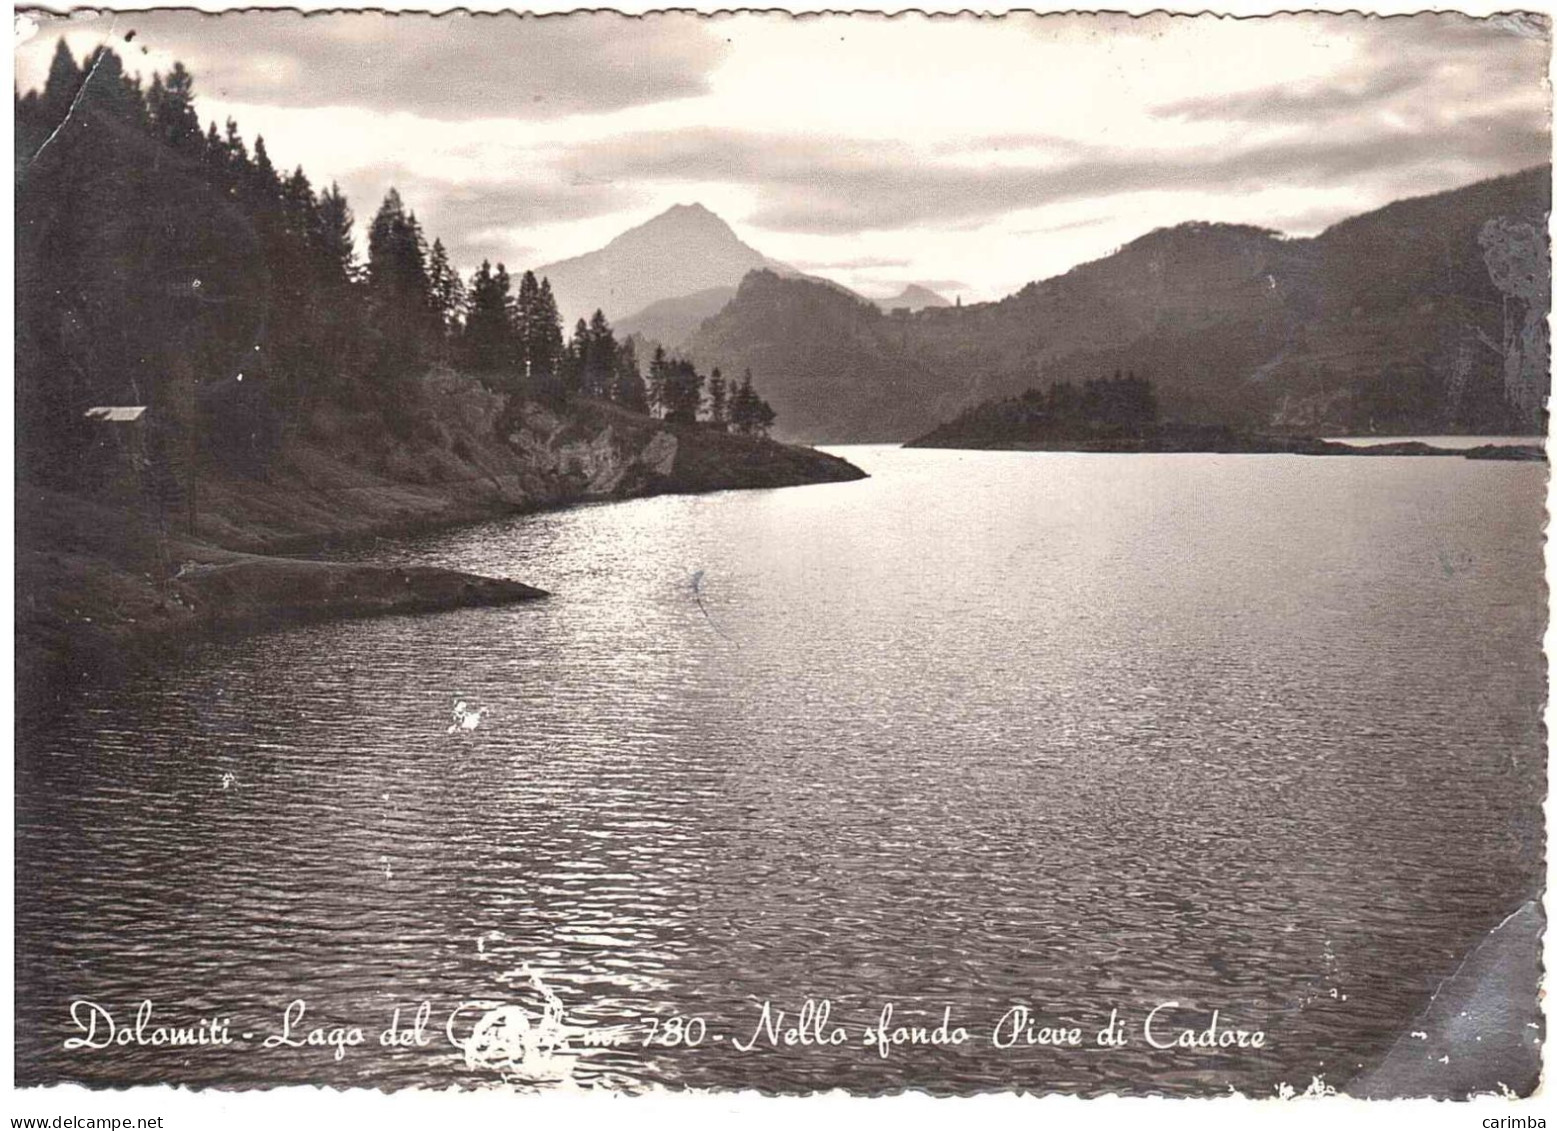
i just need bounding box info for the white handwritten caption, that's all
[63,995,1267,1066]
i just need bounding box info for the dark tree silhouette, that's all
[707,368,728,430]
[661,359,705,425]
[728,369,776,437]
[14,41,787,492]
[463,260,516,378]
[612,338,648,412]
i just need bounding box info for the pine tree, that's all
[727,369,777,436]
[367,188,436,367]
[752,393,777,437]
[145,72,167,134]
[202,119,224,177]
[223,118,249,175]
[251,135,282,204]
[612,337,648,413]
[707,368,728,430]
[157,62,201,152]
[316,183,356,286]
[729,369,755,434]
[527,278,564,390]
[513,270,540,376]
[78,46,141,123]
[647,347,670,418]
[563,318,589,396]
[584,309,616,400]
[41,38,82,121]
[281,167,315,234]
[463,260,515,376]
[662,359,705,425]
[427,238,466,340]
[406,209,432,298]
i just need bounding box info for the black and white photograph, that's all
[9,2,1553,1116]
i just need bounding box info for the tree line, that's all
[922,371,1161,444]
[15,41,779,491]
[1019,371,1159,429]
[465,269,774,433]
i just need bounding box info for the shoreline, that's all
[17,396,866,721]
[903,435,1546,461]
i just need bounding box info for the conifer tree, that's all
[41,38,82,121]
[317,183,356,286]
[427,238,466,340]
[563,318,590,396]
[157,62,201,151]
[612,337,648,413]
[463,260,515,376]
[527,278,564,389]
[367,188,436,366]
[77,46,140,122]
[707,368,728,430]
[252,136,282,203]
[661,359,704,425]
[202,119,224,177]
[647,346,670,418]
[513,270,540,375]
[223,118,249,174]
[729,369,756,434]
[752,393,777,437]
[728,370,776,436]
[584,309,617,400]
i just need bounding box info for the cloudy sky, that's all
[14,9,1551,303]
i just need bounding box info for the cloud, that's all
[789,255,912,270]
[1013,216,1114,236]
[1155,71,1424,124]
[1154,14,1549,125]
[15,8,1550,295]
[24,10,726,121]
[338,166,634,271]
[564,108,1550,234]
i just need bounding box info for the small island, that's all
[906,374,1545,461]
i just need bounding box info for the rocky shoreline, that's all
[17,386,866,720]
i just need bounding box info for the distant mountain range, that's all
[609,270,953,351]
[615,284,739,349]
[683,167,1550,444]
[543,202,891,348]
[536,203,791,331]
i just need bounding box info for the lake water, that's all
[14,446,1547,1094]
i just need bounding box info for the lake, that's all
[14,445,1547,1094]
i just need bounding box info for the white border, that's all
[5,3,1552,1128]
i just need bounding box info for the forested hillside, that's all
[15,40,796,496]
[14,41,859,711]
[687,169,1550,443]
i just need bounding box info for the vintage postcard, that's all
[9,2,1552,1119]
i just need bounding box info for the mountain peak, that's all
[881,283,952,311]
[602,203,747,255]
[536,203,779,327]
